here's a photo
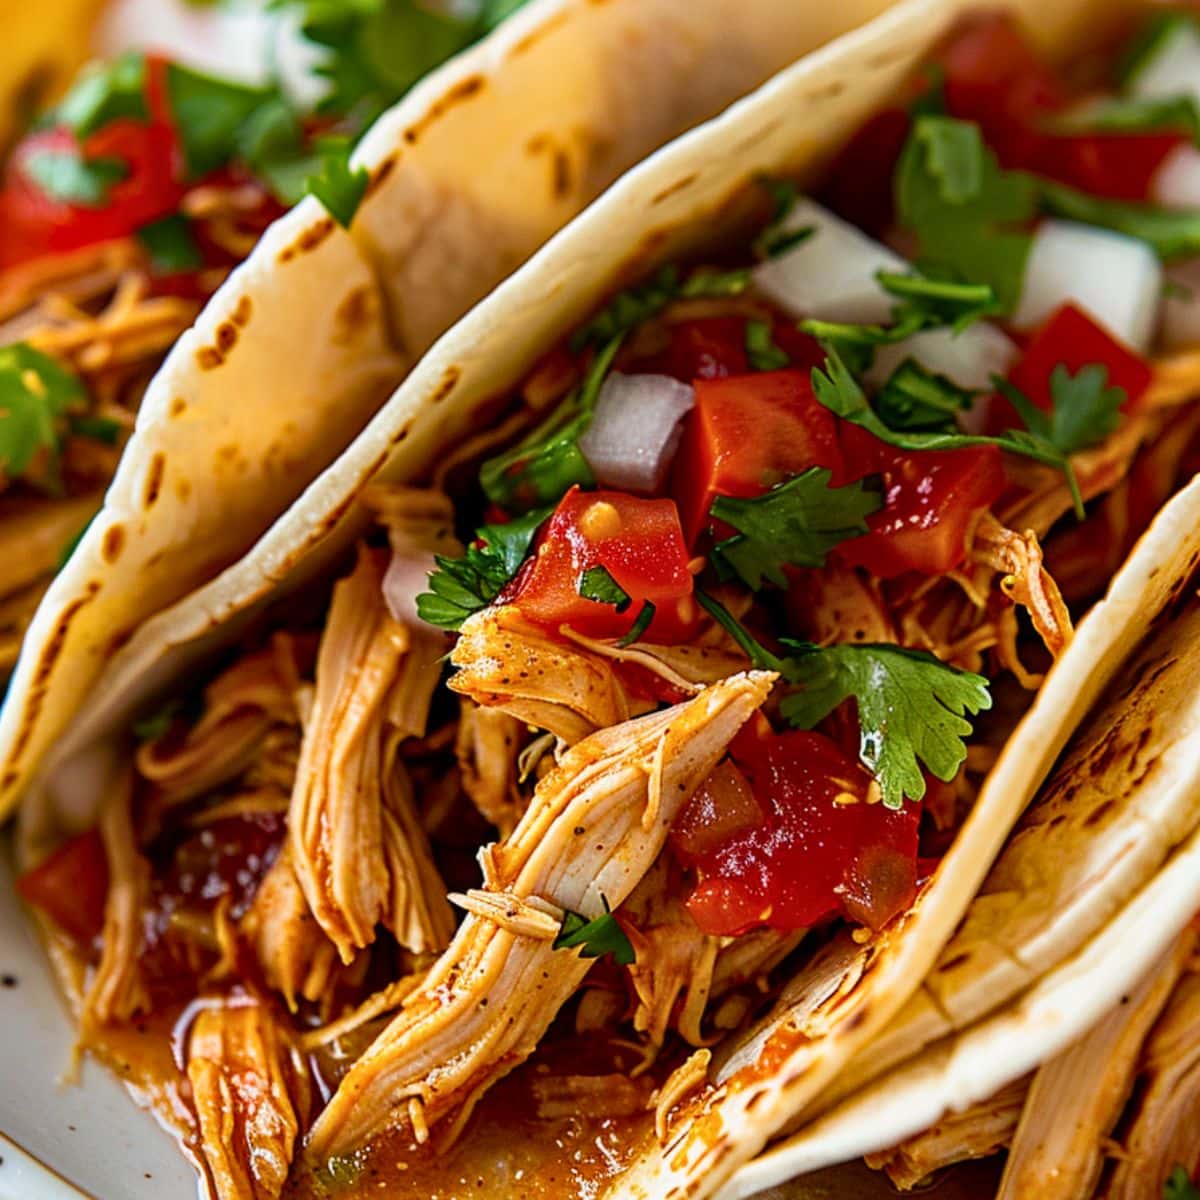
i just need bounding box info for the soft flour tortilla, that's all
[13,0,1195,1194]
[0,0,905,822]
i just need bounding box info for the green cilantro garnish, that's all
[695,591,990,809]
[164,63,274,179]
[416,506,551,630]
[0,344,88,483]
[616,601,656,648]
[1050,94,1200,144]
[709,468,881,590]
[744,320,790,371]
[23,150,127,207]
[875,360,974,433]
[1165,1166,1200,1200]
[553,897,635,965]
[70,415,122,445]
[578,565,631,611]
[1038,179,1200,261]
[571,265,750,352]
[54,52,148,138]
[236,97,321,206]
[1118,12,1199,86]
[896,116,1037,313]
[810,347,1121,518]
[131,698,185,742]
[751,176,813,260]
[136,214,204,273]
[480,335,622,513]
[304,136,369,229]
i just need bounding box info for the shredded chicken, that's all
[455,699,527,835]
[971,514,1073,659]
[999,928,1196,1198]
[1102,960,1200,1198]
[186,999,310,1200]
[654,1049,712,1144]
[290,547,452,962]
[451,604,750,744]
[303,672,773,1159]
[864,1078,1029,1189]
[530,1072,652,1120]
[83,768,150,1028]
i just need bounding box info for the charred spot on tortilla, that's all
[332,286,378,344]
[551,148,572,199]
[403,76,487,147]
[511,10,568,56]
[230,296,252,328]
[277,217,336,264]
[652,174,700,207]
[389,421,414,447]
[195,346,223,371]
[100,525,125,565]
[174,477,191,504]
[142,453,166,510]
[363,154,397,203]
[168,397,186,419]
[431,366,461,405]
[804,80,847,101]
[214,321,238,356]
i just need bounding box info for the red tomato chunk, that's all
[510,486,696,641]
[16,829,109,945]
[674,732,920,937]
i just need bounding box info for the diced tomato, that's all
[644,317,750,381]
[1034,131,1182,202]
[16,830,109,945]
[1005,303,1152,416]
[820,107,912,236]
[836,424,1006,578]
[677,732,921,936]
[509,486,696,641]
[939,13,1068,171]
[671,368,845,545]
[670,760,765,860]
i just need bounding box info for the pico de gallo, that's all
[0,0,528,676]
[16,8,1200,1200]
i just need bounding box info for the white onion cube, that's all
[579,373,694,493]
[752,197,906,324]
[1012,220,1162,353]
[1127,19,1200,106]
[865,324,1019,392]
[1151,143,1200,210]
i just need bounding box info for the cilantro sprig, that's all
[578,565,631,610]
[696,591,990,808]
[23,150,127,207]
[0,344,89,484]
[1165,1167,1200,1200]
[709,468,881,590]
[553,897,635,965]
[416,506,550,630]
[810,348,1121,518]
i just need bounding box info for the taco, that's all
[0,0,890,821]
[14,0,1200,1197]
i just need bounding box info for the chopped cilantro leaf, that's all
[1118,12,1199,86]
[165,63,274,179]
[132,698,185,742]
[416,506,551,630]
[137,214,203,273]
[744,320,790,371]
[1039,179,1200,261]
[237,97,320,206]
[0,344,88,482]
[752,176,812,260]
[571,265,750,352]
[895,116,1037,313]
[480,335,622,513]
[694,591,989,809]
[1165,1166,1200,1200]
[54,52,148,138]
[1050,94,1200,143]
[778,642,991,809]
[709,468,880,590]
[616,601,656,648]
[70,415,123,445]
[24,150,127,207]
[553,899,635,965]
[305,136,369,228]
[875,360,973,433]
[579,565,631,611]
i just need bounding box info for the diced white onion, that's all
[752,197,907,324]
[865,324,1019,392]
[1160,258,1200,351]
[1151,143,1200,209]
[1127,18,1200,106]
[578,372,694,493]
[1011,219,1162,353]
[383,550,438,630]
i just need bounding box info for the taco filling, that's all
[0,1,527,676]
[17,7,1200,1199]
